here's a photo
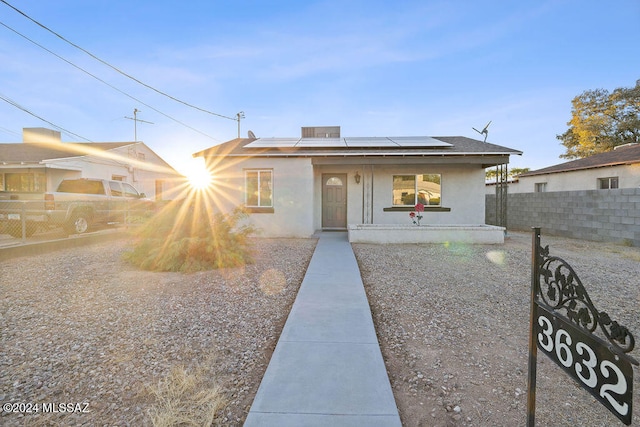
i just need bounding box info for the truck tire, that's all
[64,211,91,234]
[7,221,38,238]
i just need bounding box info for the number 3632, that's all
[535,306,633,424]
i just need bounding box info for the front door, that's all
[322,174,347,229]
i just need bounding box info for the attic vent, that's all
[301,126,340,138]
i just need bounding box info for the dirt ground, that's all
[354,231,640,427]
[1,230,639,426]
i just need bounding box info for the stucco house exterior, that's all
[0,127,183,200]
[194,126,521,243]
[506,143,640,194]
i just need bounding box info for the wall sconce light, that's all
[354,171,361,184]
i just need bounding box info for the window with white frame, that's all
[392,174,441,206]
[534,182,547,193]
[598,177,619,189]
[245,170,273,207]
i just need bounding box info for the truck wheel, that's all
[65,212,91,234]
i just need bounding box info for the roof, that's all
[193,135,522,158]
[519,143,640,177]
[0,142,135,163]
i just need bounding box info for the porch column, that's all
[362,165,374,224]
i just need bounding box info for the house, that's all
[194,126,522,243]
[0,127,183,200]
[508,143,640,193]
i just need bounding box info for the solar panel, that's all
[244,138,299,148]
[296,138,346,147]
[387,137,452,147]
[244,136,452,149]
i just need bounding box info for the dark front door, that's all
[322,174,347,229]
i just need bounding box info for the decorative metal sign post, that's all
[527,228,638,426]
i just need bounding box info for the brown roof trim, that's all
[519,144,640,177]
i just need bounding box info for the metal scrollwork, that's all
[537,244,635,354]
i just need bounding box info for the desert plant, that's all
[124,201,255,272]
[146,365,225,427]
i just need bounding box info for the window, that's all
[245,170,273,207]
[122,183,140,198]
[598,177,619,189]
[535,182,547,193]
[57,179,105,195]
[5,172,46,192]
[109,181,123,197]
[112,175,125,181]
[326,177,343,186]
[392,174,441,206]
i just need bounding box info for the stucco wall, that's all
[208,157,490,238]
[370,164,486,225]
[506,164,640,194]
[486,188,640,246]
[210,157,316,238]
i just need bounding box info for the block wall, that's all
[486,188,640,246]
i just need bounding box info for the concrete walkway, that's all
[244,232,402,427]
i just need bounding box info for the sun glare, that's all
[186,162,213,190]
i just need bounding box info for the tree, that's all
[557,80,640,159]
[485,167,530,182]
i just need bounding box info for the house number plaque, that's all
[527,228,637,426]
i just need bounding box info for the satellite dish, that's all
[472,120,491,142]
[248,130,256,139]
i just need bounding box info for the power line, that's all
[0,93,92,141]
[0,20,220,142]
[0,0,237,122]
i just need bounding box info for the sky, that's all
[0,0,639,175]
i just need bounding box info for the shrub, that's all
[124,201,255,272]
[146,365,225,426]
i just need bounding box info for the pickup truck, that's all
[0,178,152,237]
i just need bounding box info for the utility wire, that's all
[0,0,237,122]
[0,93,92,141]
[0,20,220,142]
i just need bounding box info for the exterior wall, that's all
[208,157,315,238]
[507,164,640,194]
[370,164,486,225]
[207,155,494,238]
[486,188,640,246]
[43,143,182,199]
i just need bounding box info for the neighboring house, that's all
[194,126,521,242]
[0,127,183,200]
[507,143,640,194]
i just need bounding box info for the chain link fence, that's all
[0,200,156,243]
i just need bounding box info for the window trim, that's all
[598,177,619,190]
[534,182,547,193]
[244,169,273,209]
[392,173,442,207]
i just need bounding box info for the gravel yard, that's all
[1,231,639,426]
[0,237,317,426]
[354,231,640,427]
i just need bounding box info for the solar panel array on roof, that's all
[244,136,452,149]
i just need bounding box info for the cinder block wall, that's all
[486,188,640,246]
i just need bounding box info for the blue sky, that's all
[0,0,638,174]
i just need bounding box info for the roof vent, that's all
[301,126,340,138]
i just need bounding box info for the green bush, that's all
[124,202,255,272]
